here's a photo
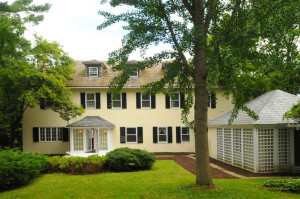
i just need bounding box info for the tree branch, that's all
[182,0,194,18]
[160,1,194,77]
[204,0,217,35]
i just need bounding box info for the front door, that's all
[295,130,300,167]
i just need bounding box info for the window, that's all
[39,127,63,142]
[181,127,190,142]
[89,67,98,77]
[40,98,54,109]
[86,93,96,108]
[208,92,216,108]
[126,127,137,143]
[170,93,180,108]
[112,94,122,108]
[153,126,172,143]
[120,127,143,144]
[141,93,151,108]
[130,70,139,77]
[158,127,167,143]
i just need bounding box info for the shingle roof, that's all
[67,116,115,128]
[66,60,164,87]
[208,90,299,126]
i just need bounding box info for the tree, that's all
[98,0,299,186]
[0,0,84,148]
[284,101,300,122]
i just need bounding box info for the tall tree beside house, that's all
[98,0,300,186]
[0,0,84,148]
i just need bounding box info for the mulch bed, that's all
[156,155,299,179]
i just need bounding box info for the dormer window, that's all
[130,70,139,78]
[89,67,98,77]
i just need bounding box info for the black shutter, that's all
[120,127,126,143]
[168,127,172,143]
[40,99,46,110]
[137,127,143,143]
[96,93,101,109]
[62,128,69,142]
[211,92,216,109]
[136,92,141,109]
[153,127,158,143]
[33,127,39,142]
[176,127,181,143]
[122,93,127,109]
[151,95,156,109]
[180,93,185,108]
[80,93,85,108]
[107,93,112,109]
[165,95,170,109]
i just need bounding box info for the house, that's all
[22,60,234,156]
[207,90,300,173]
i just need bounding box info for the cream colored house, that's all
[22,60,233,156]
[207,90,300,173]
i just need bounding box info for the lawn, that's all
[0,160,299,199]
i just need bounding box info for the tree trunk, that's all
[193,0,213,187]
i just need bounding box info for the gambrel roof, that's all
[208,90,299,126]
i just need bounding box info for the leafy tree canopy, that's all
[98,0,300,186]
[0,0,84,148]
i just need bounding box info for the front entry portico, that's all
[67,116,115,157]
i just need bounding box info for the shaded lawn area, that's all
[0,160,299,199]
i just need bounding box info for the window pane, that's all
[46,128,51,141]
[113,101,121,107]
[182,135,190,142]
[58,128,63,141]
[171,93,179,100]
[112,94,120,100]
[130,71,138,77]
[127,128,136,135]
[142,101,150,107]
[159,128,166,135]
[127,135,137,142]
[40,128,45,141]
[87,101,95,108]
[159,135,167,142]
[182,127,189,135]
[87,93,95,100]
[52,128,57,141]
[171,101,179,107]
[142,94,150,100]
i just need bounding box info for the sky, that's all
[23,0,171,61]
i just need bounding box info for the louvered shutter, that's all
[96,93,101,109]
[137,127,143,143]
[165,95,170,109]
[33,127,39,142]
[151,95,156,109]
[80,93,85,108]
[122,93,127,109]
[136,92,141,109]
[62,128,69,142]
[153,127,158,143]
[107,93,112,109]
[176,127,181,143]
[120,127,126,143]
[168,127,172,143]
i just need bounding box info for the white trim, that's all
[141,93,151,109]
[125,127,138,143]
[112,93,122,109]
[88,67,98,77]
[170,93,180,109]
[129,70,139,78]
[38,127,63,142]
[157,126,168,143]
[180,127,191,143]
[85,93,96,109]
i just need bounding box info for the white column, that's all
[241,128,244,168]
[70,129,73,152]
[83,129,86,152]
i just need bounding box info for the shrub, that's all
[0,149,48,190]
[264,178,300,193]
[47,155,107,174]
[105,148,156,172]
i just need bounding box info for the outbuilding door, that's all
[295,130,300,167]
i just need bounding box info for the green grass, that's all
[1,160,299,199]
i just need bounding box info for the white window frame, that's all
[158,127,168,143]
[141,93,151,108]
[170,93,180,108]
[180,127,190,143]
[130,70,139,78]
[112,94,122,109]
[39,127,63,142]
[86,93,96,109]
[125,127,138,143]
[89,67,98,77]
